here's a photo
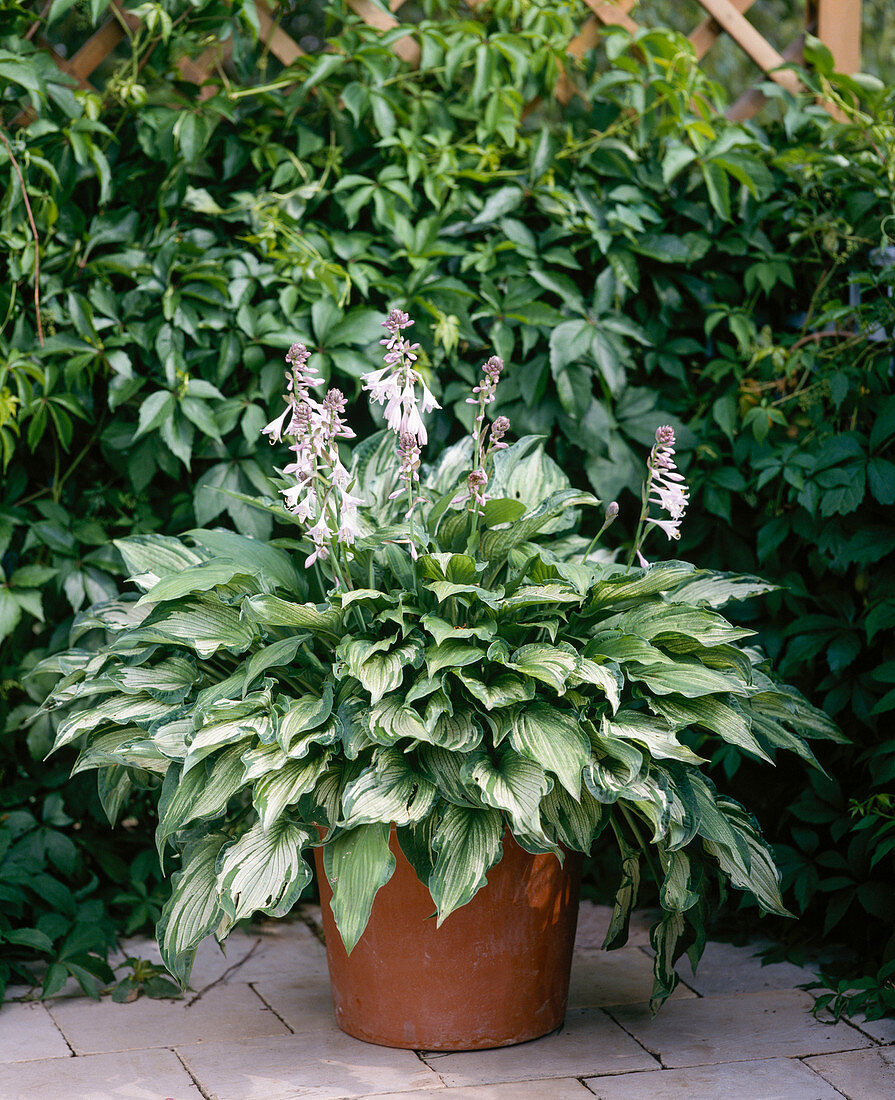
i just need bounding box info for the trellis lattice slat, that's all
[19,0,861,125]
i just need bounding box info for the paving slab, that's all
[177,1030,442,1100]
[608,989,873,1067]
[567,947,695,1009]
[0,1048,203,1100]
[0,1001,71,1063]
[574,903,654,951]
[370,1080,591,1099]
[805,1046,895,1100]
[252,974,339,1034]
[583,1056,844,1098]
[673,939,815,996]
[48,981,288,1054]
[420,1007,657,1086]
[848,1013,895,1045]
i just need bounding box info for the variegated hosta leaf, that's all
[243,636,307,695]
[584,631,674,666]
[509,700,590,798]
[149,711,191,761]
[429,804,504,926]
[659,849,699,913]
[667,571,778,609]
[425,639,486,678]
[649,909,686,1012]
[420,613,495,646]
[570,657,622,712]
[187,528,305,595]
[70,599,151,642]
[324,821,396,954]
[158,832,227,986]
[499,584,582,609]
[106,656,199,704]
[604,835,640,949]
[456,670,535,711]
[499,642,579,694]
[613,602,755,648]
[71,727,170,776]
[216,817,315,931]
[54,694,171,750]
[241,741,289,781]
[336,695,374,760]
[123,595,257,658]
[583,562,696,610]
[461,748,548,837]
[417,745,487,809]
[426,705,484,752]
[747,686,846,742]
[654,635,754,682]
[311,759,362,827]
[418,552,480,584]
[341,747,437,827]
[627,660,752,698]
[648,695,771,763]
[700,797,789,917]
[341,640,421,704]
[541,783,604,853]
[583,728,644,804]
[276,685,334,753]
[369,695,429,746]
[243,594,342,637]
[253,751,332,830]
[479,489,599,558]
[156,747,248,856]
[196,670,248,710]
[136,559,259,607]
[604,712,707,765]
[97,765,133,826]
[114,534,205,591]
[184,686,275,774]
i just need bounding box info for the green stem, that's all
[619,804,662,888]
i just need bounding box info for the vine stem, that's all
[0,126,43,346]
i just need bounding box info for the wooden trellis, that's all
[19,0,862,123]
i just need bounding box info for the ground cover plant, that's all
[1,0,893,1009]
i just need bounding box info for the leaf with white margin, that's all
[158,832,227,986]
[461,748,548,836]
[341,747,437,827]
[216,816,315,931]
[429,804,504,925]
[509,700,590,798]
[324,822,396,953]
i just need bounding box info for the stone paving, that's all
[2,902,892,1100]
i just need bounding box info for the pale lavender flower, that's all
[489,415,511,452]
[467,469,489,513]
[643,425,689,542]
[363,310,439,446]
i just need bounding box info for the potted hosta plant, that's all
[39,311,841,1050]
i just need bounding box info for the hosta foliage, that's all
[41,439,841,1006]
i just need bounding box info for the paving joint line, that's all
[248,980,295,1034]
[172,1047,214,1100]
[42,1003,77,1057]
[598,1006,665,1068]
[185,937,262,1008]
[796,1054,852,1098]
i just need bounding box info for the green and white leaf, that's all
[158,832,227,986]
[324,822,396,954]
[341,747,438,827]
[508,701,590,797]
[461,748,549,836]
[429,804,504,926]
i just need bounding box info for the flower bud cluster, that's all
[459,356,511,517]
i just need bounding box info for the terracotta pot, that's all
[314,828,582,1051]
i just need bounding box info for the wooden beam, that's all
[726,33,804,120]
[817,0,861,72]
[347,0,421,65]
[581,0,639,36]
[256,0,305,67]
[694,0,801,93]
[690,0,755,59]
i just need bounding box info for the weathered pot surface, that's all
[314,829,582,1051]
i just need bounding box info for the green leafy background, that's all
[0,0,893,1015]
